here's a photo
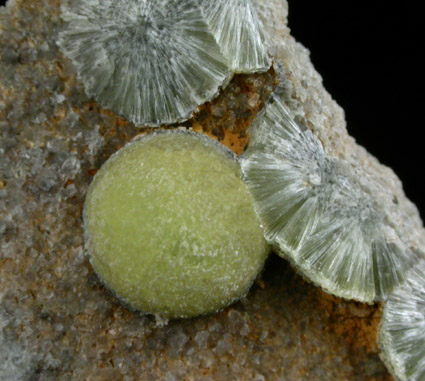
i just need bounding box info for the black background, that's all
[1,0,423,219]
[288,2,424,220]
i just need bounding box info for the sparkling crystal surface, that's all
[200,0,271,73]
[84,131,269,318]
[380,258,425,381]
[240,92,420,303]
[58,0,230,127]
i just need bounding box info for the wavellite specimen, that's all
[58,0,230,127]
[240,91,420,303]
[2,0,425,378]
[83,131,269,318]
[199,0,271,73]
[380,258,425,381]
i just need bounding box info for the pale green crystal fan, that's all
[58,0,230,126]
[199,0,271,73]
[239,92,419,303]
[380,258,425,381]
[84,131,269,318]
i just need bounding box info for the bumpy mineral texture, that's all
[1,0,423,379]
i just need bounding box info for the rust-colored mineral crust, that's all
[0,0,412,379]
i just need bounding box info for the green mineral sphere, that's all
[84,131,269,318]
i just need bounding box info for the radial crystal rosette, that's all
[58,0,230,126]
[240,92,419,302]
[380,258,425,381]
[199,0,271,73]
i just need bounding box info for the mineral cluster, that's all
[1,0,424,379]
[58,0,270,126]
[240,91,420,303]
[58,0,230,127]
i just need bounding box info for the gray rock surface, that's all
[1,0,422,379]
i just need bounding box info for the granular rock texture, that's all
[1,0,422,379]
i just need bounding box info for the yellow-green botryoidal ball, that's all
[83,131,269,319]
